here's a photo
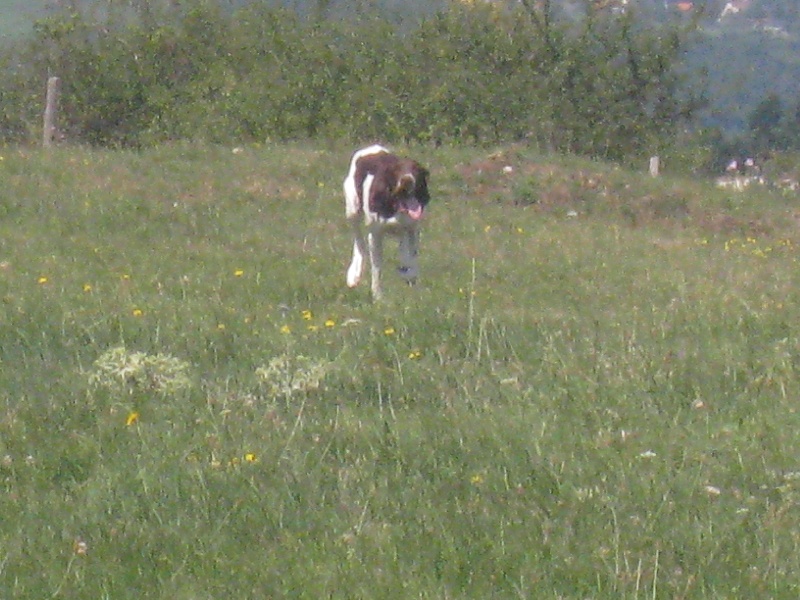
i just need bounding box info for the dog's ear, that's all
[414,165,430,205]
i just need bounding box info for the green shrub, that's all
[0,0,696,160]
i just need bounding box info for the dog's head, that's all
[352,148,431,220]
[388,159,430,221]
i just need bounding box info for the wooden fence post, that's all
[649,156,660,177]
[43,76,61,147]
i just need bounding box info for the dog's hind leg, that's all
[367,228,384,301]
[347,219,367,288]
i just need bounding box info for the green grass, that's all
[2,142,800,598]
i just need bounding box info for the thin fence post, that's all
[649,156,660,177]
[43,76,61,147]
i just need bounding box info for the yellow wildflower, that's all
[280,324,291,334]
[384,326,395,335]
[126,411,140,426]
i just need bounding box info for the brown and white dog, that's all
[344,144,430,301]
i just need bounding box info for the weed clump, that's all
[255,354,331,399]
[87,346,193,395]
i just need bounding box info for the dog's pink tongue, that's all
[407,205,423,220]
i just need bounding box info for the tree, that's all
[748,93,785,152]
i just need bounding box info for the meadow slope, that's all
[1,143,800,598]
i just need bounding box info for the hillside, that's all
[0,0,48,39]
[685,0,800,133]
[2,142,800,597]
[688,27,800,133]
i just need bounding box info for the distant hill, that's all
[0,0,50,40]
[688,28,800,133]
[680,0,800,134]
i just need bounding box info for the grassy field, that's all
[1,142,800,598]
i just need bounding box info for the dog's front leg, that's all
[398,227,419,285]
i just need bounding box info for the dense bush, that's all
[0,0,698,161]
